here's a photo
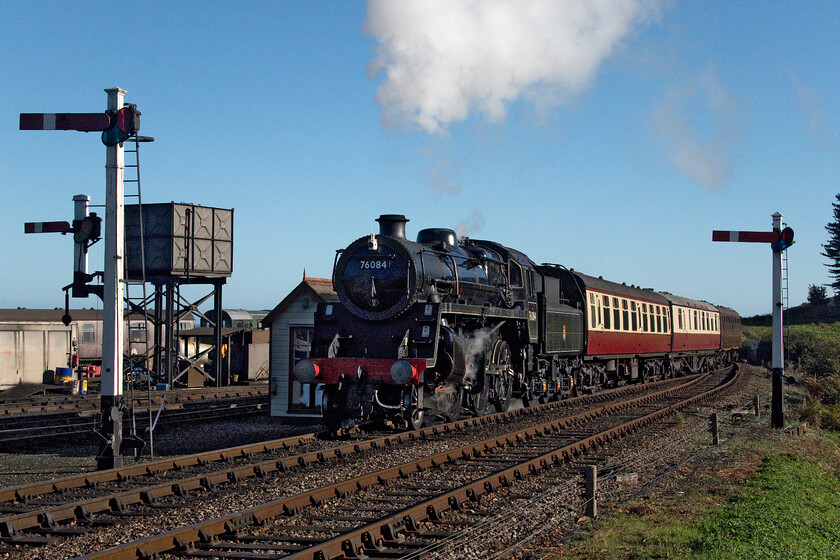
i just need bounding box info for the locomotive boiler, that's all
[294,214,740,432]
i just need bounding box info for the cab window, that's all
[508,260,523,289]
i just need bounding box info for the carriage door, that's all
[287,327,321,413]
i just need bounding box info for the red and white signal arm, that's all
[24,221,71,234]
[712,230,779,243]
[713,227,794,251]
[20,113,111,132]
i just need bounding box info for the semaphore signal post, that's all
[713,212,794,429]
[20,87,139,469]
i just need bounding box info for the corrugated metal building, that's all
[262,277,337,417]
[0,309,96,388]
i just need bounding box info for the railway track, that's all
[0,367,739,559]
[0,385,268,416]
[0,385,269,450]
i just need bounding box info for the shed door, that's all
[22,331,45,384]
[0,332,18,386]
[47,331,70,372]
[287,327,321,413]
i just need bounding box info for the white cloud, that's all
[366,0,660,134]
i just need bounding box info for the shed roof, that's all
[261,277,338,328]
[0,308,101,323]
[223,309,256,321]
[0,308,192,323]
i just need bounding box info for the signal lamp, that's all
[101,106,140,147]
[771,227,795,252]
[72,213,102,244]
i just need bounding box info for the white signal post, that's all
[73,195,90,285]
[713,212,792,429]
[770,212,784,429]
[19,88,132,469]
[100,87,127,470]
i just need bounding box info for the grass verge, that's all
[542,427,840,560]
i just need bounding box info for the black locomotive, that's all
[294,215,740,431]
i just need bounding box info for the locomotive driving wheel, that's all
[466,367,490,417]
[403,385,425,430]
[490,340,514,412]
[321,386,344,433]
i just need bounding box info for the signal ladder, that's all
[781,226,790,367]
[122,132,159,456]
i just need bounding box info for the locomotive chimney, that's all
[376,214,409,239]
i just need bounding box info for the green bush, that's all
[744,323,840,430]
[799,399,840,431]
[743,324,840,377]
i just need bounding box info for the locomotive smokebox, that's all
[376,214,409,240]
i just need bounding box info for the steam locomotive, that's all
[294,215,741,431]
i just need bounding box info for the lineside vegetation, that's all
[742,322,840,431]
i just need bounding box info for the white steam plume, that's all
[792,75,837,151]
[365,0,660,134]
[652,65,739,190]
[455,208,485,239]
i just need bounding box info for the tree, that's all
[808,284,828,305]
[821,193,840,295]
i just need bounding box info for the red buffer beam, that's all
[712,230,779,243]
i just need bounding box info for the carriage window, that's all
[678,309,684,330]
[603,297,611,330]
[631,302,638,331]
[642,303,648,332]
[664,309,670,333]
[656,307,662,333]
[613,297,620,331]
[622,300,629,331]
[82,324,95,344]
[508,260,524,288]
[129,323,147,344]
[596,296,602,328]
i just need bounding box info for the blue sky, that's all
[1,1,838,318]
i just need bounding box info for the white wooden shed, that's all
[261,277,337,417]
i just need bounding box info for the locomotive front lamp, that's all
[101,105,140,147]
[390,360,416,384]
[294,360,319,383]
